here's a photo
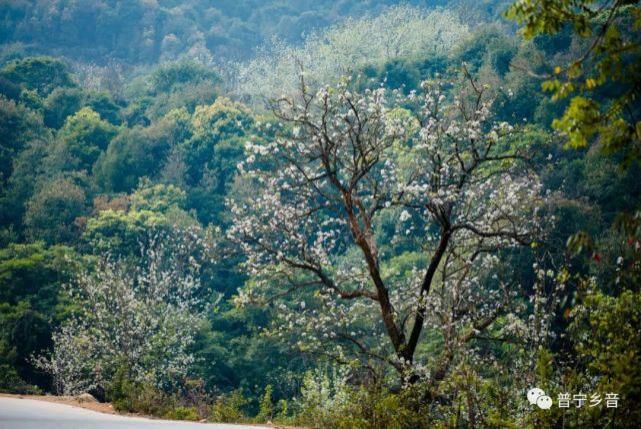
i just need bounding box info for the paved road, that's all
[0,397,266,429]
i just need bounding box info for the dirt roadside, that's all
[0,392,117,414]
[0,393,304,428]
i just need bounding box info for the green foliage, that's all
[275,398,289,422]
[108,367,173,416]
[0,1,503,65]
[52,107,117,172]
[454,27,517,76]
[0,243,75,392]
[151,61,221,95]
[356,55,448,93]
[84,92,122,125]
[507,0,641,165]
[129,182,186,213]
[0,96,45,191]
[209,390,249,423]
[255,384,273,423]
[1,138,50,233]
[181,97,250,224]
[1,57,75,96]
[562,286,641,427]
[125,62,221,121]
[575,290,641,392]
[184,97,250,185]
[0,76,21,101]
[24,177,88,245]
[551,95,599,149]
[165,406,200,421]
[96,107,191,193]
[84,182,197,253]
[506,0,592,39]
[295,369,428,429]
[40,88,121,130]
[43,87,84,129]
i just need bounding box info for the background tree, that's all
[0,57,76,97]
[0,243,75,392]
[48,107,117,173]
[232,6,471,105]
[93,110,188,193]
[181,97,251,224]
[83,182,199,254]
[24,176,88,245]
[506,0,641,164]
[43,87,84,129]
[0,97,46,192]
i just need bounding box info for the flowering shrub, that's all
[33,230,210,395]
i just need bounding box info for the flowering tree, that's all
[229,73,544,385]
[34,230,211,395]
[231,6,469,105]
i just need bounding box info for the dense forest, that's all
[0,0,639,428]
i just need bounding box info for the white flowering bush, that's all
[229,71,545,387]
[230,6,470,106]
[297,367,352,425]
[34,230,211,395]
